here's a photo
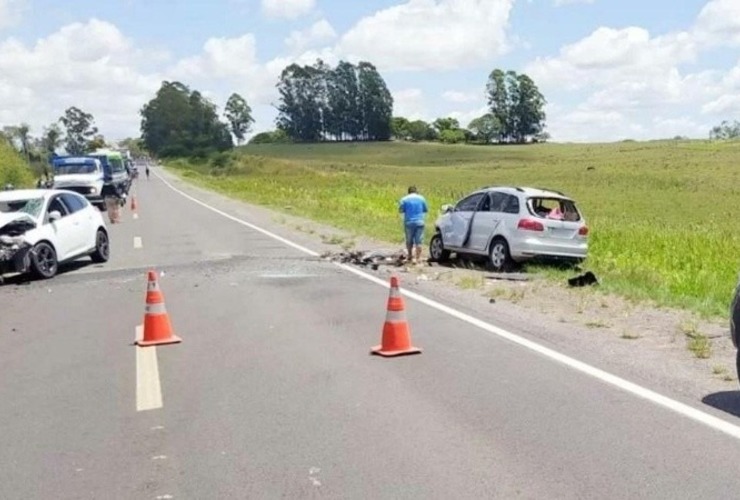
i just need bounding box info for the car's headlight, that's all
[89,187,98,194]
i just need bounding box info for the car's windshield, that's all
[0,197,44,218]
[109,158,125,173]
[527,197,581,222]
[54,163,99,175]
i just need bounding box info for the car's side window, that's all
[477,194,491,212]
[489,192,508,213]
[455,193,484,212]
[60,193,86,214]
[46,196,70,220]
[503,195,520,214]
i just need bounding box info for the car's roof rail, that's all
[479,185,519,191]
[526,186,568,197]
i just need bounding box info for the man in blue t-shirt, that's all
[398,185,429,264]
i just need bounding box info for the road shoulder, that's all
[158,166,738,410]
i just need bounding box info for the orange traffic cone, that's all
[136,270,182,347]
[371,275,422,357]
[130,195,137,211]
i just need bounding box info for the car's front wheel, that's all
[90,229,110,263]
[30,242,58,279]
[488,237,513,272]
[429,232,451,263]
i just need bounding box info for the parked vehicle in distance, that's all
[430,186,589,271]
[0,189,110,280]
[89,149,132,203]
[50,156,106,208]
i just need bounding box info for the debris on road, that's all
[487,273,530,282]
[320,250,409,269]
[568,271,599,287]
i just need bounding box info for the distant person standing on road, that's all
[145,165,150,180]
[399,186,428,265]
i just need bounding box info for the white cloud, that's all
[337,0,514,71]
[0,19,160,139]
[392,89,427,121]
[527,27,698,87]
[442,90,479,103]
[522,1,740,141]
[261,0,315,20]
[285,20,337,53]
[702,94,740,115]
[0,0,26,30]
[171,34,259,80]
[449,105,489,128]
[695,0,740,46]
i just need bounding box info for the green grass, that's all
[167,139,740,318]
[0,141,33,188]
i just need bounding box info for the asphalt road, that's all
[3,169,740,499]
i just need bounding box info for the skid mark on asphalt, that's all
[155,170,740,442]
[136,325,163,412]
[134,236,143,249]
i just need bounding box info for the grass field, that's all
[167,139,740,318]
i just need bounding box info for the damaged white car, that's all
[0,189,110,281]
[430,186,589,271]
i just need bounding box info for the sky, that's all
[0,0,738,143]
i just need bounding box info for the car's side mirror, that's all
[441,204,453,214]
[48,210,62,223]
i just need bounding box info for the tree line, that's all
[709,120,740,140]
[275,60,394,142]
[255,66,548,146]
[0,106,110,178]
[137,63,548,155]
[139,81,254,158]
[1,63,550,176]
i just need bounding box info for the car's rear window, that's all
[527,197,581,222]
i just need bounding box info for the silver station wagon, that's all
[429,186,589,271]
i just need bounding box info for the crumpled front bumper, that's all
[0,236,32,275]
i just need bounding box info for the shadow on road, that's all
[430,255,583,275]
[702,391,740,419]
[0,260,97,287]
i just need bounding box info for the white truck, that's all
[51,155,129,210]
[50,156,107,209]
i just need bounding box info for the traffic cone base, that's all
[371,275,422,357]
[370,344,422,357]
[136,270,181,347]
[137,335,182,347]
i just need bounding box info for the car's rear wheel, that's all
[30,242,58,279]
[488,237,513,272]
[90,229,110,263]
[429,232,451,263]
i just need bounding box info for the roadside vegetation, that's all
[0,139,34,187]
[167,139,740,319]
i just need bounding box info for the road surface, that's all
[2,168,740,499]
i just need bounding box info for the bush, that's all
[248,130,291,145]
[0,140,33,188]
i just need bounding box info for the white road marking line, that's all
[133,213,139,220]
[134,236,143,249]
[136,325,163,412]
[156,171,740,441]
